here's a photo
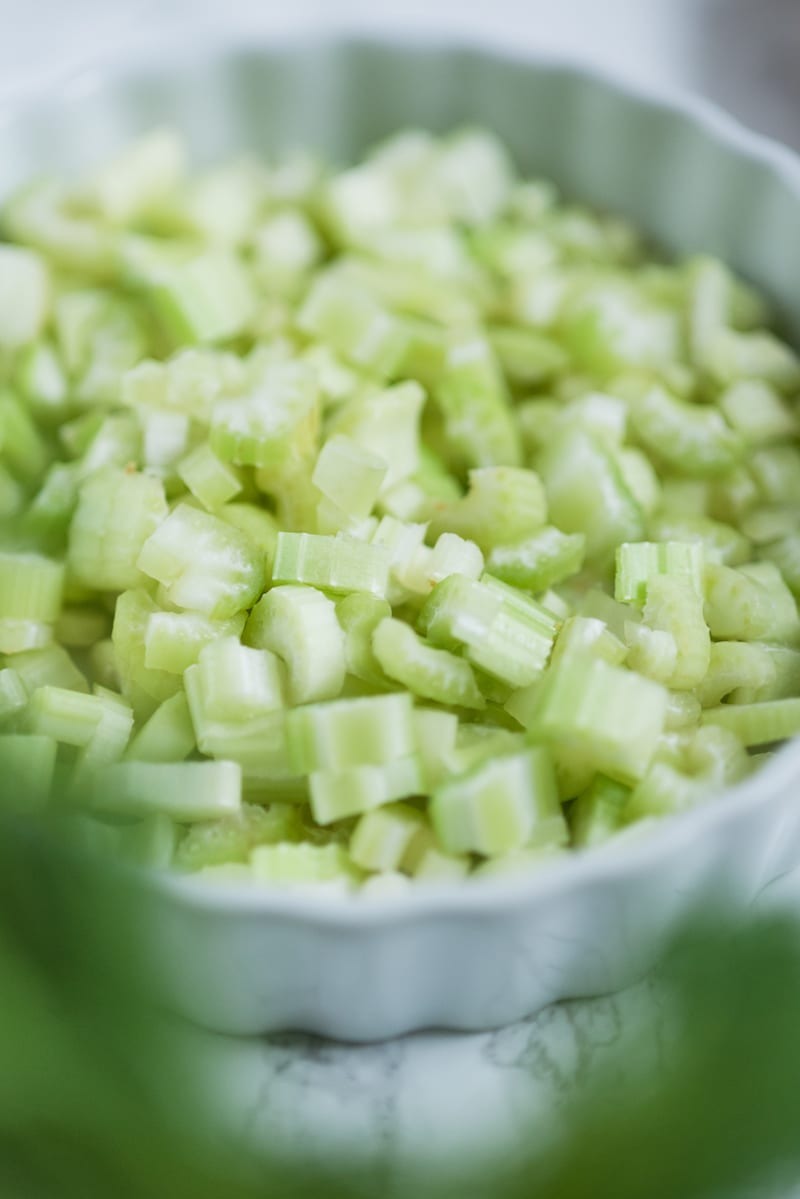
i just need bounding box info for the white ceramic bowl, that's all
[6,36,800,1041]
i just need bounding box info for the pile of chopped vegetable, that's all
[1,125,799,893]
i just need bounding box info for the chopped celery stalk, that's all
[0,733,57,809]
[720,380,798,445]
[444,725,526,775]
[0,244,50,348]
[625,762,705,823]
[184,638,284,728]
[729,646,800,704]
[27,685,132,759]
[428,466,547,553]
[312,434,387,518]
[751,447,800,506]
[251,842,361,887]
[0,668,27,723]
[126,692,196,763]
[431,747,566,857]
[526,656,668,784]
[287,692,415,773]
[664,691,702,731]
[0,390,50,482]
[271,531,390,599]
[487,527,585,592]
[685,724,749,785]
[622,381,744,477]
[245,585,346,704]
[112,589,182,720]
[91,760,242,821]
[331,381,424,490]
[703,328,800,393]
[178,444,243,511]
[407,532,484,597]
[177,804,304,871]
[84,128,185,224]
[210,362,319,471]
[12,644,88,697]
[296,273,408,379]
[615,541,704,606]
[433,335,522,469]
[704,561,800,644]
[624,624,678,686]
[187,709,294,784]
[372,617,485,709]
[695,642,777,708]
[144,610,246,674]
[0,551,64,624]
[549,615,627,671]
[350,802,426,872]
[115,813,177,870]
[335,592,393,689]
[538,429,644,567]
[472,846,566,880]
[68,468,168,593]
[643,575,710,690]
[571,776,631,848]
[0,620,53,655]
[411,707,459,789]
[648,513,750,567]
[137,504,266,619]
[701,699,800,747]
[2,178,116,276]
[147,250,256,344]
[488,325,567,386]
[310,755,423,825]
[407,844,471,882]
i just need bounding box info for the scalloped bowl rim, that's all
[7,31,800,923]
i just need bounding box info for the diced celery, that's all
[0,551,64,627]
[144,610,246,674]
[287,692,415,774]
[431,747,566,857]
[701,699,800,747]
[648,513,750,567]
[624,624,678,686]
[695,642,777,708]
[0,668,27,724]
[271,531,390,599]
[643,575,710,690]
[91,760,242,821]
[176,803,304,871]
[428,466,547,553]
[0,390,50,483]
[751,447,800,507]
[250,842,362,887]
[296,272,408,379]
[487,527,585,592]
[488,325,567,386]
[67,467,167,593]
[350,802,426,872]
[526,655,668,783]
[0,244,50,348]
[210,362,319,472]
[335,592,393,689]
[615,541,704,606]
[245,585,346,704]
[411,707,459,789]
[126,692,196,763]
[704,561,800,644]
[331,381,425,490]
[27,685,132,760]
[147,250,256,344]
[137,503,266,619]
[310,755,423,825]
[372,617,484,709]
[433,335,522,469]
[178,444,243,511]
[312,433,387,519]
[720,380,798,444]
[571,775,631,848]
[12,644,88,696]
[112,589,182,721]
[184,638,284,732]
[83,128,185,224]
[621,380,744,477]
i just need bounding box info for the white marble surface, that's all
[2,0,800,1186]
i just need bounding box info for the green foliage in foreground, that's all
[0,813,799,1199]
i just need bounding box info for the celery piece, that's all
[83,128,185,225]
[0,733,56,810]
[144,610,246,675]
[0,390,50,483]
[296,272,408,379]
[27,685,132,758]
[428,466,547,553]
[68,467,168,593]
[0,244,50,349]
[112,589,182,721]
[472,846,567,880]
[761,534,800,597]
[55,290,147,407]
[720,380,798,445]
[685,724,749,786]
[547,614,627,673]
[436,128,514,226]
[644,575,710,690]
[0,620,53,655]
[115,813,178,870]
[624,624,678,686]
[271,531,390,600]
[245,585,346,705]
[623,381,744,478]
[370,516,430,604]
[210,362,319,472]
[12,644,88,697]
[487,527,585,592]
[411,707,459,790]
[555,392,629,448]
[310,755,423,825]
[184,638,284,729]
[287,692,415,774]
[350,802,426,872]
[178,444,242,511]
[2,178,116,277]
[527,655,668,784]
[695,642,778,708]
[562,283,680,380]
[742,508,799,546]
[750,447,800,507]
[664,691,702,731]
[0,668,27,724]
[91,760,242,821]
[335,593,393,689]
[625,762,705,823]
[176,803,304,871]
[147,250,256,345]
[703,328,800,393]
[433,335,522,469]
[189,710,297,787]
[253,209,323,294]
[571,775,631,848]
[250,842,361,887]
[137,503,266,619]
[126,692,196,763]
[331,381,425,490]
[704,561,800,644]
[701,699,800,747]
[0,551,64,625]
[488,325,567,387]
[648,513,750,567]
[431,747,566,857]
[538,429,643,567]
[617,449,663,520]
[372,617,485,710]
[443,724,526,776]
[312,434,387,519]
[615,541,704,606]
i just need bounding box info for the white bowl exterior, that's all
[6,38,800,1039]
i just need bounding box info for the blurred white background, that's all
[0,0,798,148]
